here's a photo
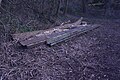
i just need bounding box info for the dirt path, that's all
[0,19,120,80]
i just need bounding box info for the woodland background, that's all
[0,0,120,80]
[0,0,120,43]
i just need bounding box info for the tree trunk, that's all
[55,0,60,16]
[105,0,114,16]
[63,0,68,15]
[82,0,88,13]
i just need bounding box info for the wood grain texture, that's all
[47,24,100,46]
[11,19,100,47]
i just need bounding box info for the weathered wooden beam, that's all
[46,24,100,46]
[11,19,83,47]
[17,28,70,48]
[11,19,100,48]
[11,18,83,41]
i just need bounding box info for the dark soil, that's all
[0,18,120,80]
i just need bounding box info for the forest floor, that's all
[0,17,120,80]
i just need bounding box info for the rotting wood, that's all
[11,30,43,41]
[11,19,83,39]
[46,24,100,46]
[11,19,100,48]
[17,27,70,48]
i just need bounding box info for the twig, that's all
[7,0,22,5]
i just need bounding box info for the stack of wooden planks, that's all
[11,19,100,48]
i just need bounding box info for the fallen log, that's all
[11,19,100,48]
[20,24,99,47]
[11,19,83,47]
[11,30,43,42]
[16,28,70,48]
[11,18,84,41]
[46,24,100,46]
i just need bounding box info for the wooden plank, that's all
[18,28,70,48]
[11,21,82,47]
[46,24,100,46]
[11,19,100,47]
[11,26,66,41]
[11,18,83,42]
